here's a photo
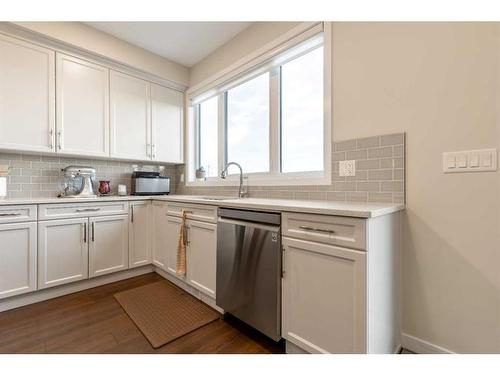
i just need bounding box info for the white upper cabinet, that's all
[0,34,55,153]
[0,32,185,162]
[110,70,151,161]
[56,53,109,157]
[151,83,184,163]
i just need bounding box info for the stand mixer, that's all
[62,166,97,198]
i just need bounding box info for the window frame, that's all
[186,22,332,187]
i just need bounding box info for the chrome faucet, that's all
[220,162,247,198]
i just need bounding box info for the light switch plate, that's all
[339,160,356,177]
[443,148,497,173]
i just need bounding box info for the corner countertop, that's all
[0,194,404,218]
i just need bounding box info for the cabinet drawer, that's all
[166,202,217,223]
[282,212,366,250]
[0,205,37,224]
[38,201,129,220]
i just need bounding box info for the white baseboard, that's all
[0,265,154,312]
[154,267,223,313]
[401,333,455,354]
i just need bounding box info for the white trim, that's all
[401,333,456,354]
[189,32,324,105]
[188,22,322,98]
[154,266,223,313]
[0,22,187,92]
[323,22,333,184]
[269,67,281,174]
[0,265,153,313]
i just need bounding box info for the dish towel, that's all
[176,209,188,277]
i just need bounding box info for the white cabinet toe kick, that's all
[0,199,401,354]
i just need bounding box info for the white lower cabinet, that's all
[38,218,88,289]
[152,201,169,269]
[164,215,182,276]
[186,220,217,299]
[157,202,217,298]
[282,237,367,354]
[0,222,37,299]
[89,215,129,277]
[129,201,151,268]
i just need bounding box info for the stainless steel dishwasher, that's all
[216,208,282,341]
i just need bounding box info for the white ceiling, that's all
[85,22,251,67]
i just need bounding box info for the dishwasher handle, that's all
[218,217,280,233]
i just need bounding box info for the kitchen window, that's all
[226,72,270,174]
[188,23,331,186]
[197,96,219,177]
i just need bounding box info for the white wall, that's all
[332,22,500,354]
[12,21,189,86]
[189,22,500,353]
[189,21,301,86]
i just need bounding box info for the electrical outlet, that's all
[339,160,356,177]
[180,173,185,182]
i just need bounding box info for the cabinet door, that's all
[0,34,55,153]
[110,70,151,160]
[186,220,216,298]
[56,53,109,157]
[151,202,168,269]
[0,222,37,299]
[89,215,129,277]
[129,201,151,268]
[165,215,183,276]
[282,237,367,354]
[38,218,88,289]
[151,83,184,163]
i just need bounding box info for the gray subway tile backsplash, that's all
[1,132,405,204]
[176,132,406,204]
[0,153,177,199]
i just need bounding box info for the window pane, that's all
[281,47,324,173]
[198,96,219,177]
[226,72,270,174]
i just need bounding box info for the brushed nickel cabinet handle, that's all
[299,225,336,234]
[0,213,22,217]
[83,222,87,243]
[49,129,54,149]
[186,226,190,245]
[75,208,101,212]
[131,206,134,223]
[57,131,62,150]
[91,222,95,242]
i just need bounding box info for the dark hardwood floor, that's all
[0,273,285,354]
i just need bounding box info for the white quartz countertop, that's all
[0,194,404,218]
